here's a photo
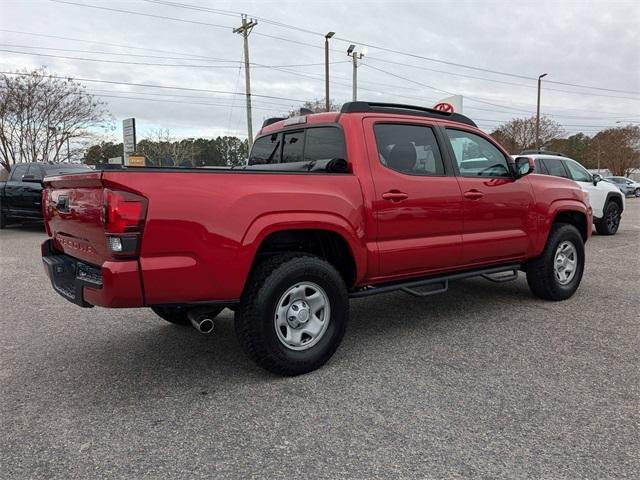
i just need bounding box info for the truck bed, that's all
[43,168,366,306]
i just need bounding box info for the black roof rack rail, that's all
[340,101,477,127]
[262,117,287,128]
[520,149,567,157]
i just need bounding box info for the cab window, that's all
[26,164,45,180]
[373,124,445,175]
[10,164,29,181]
[304,127,345,161]
[541,158,569,178]
[281,131,304,163]
[445,129,510,177]
[564,160,592,182]
[248,133,281,165]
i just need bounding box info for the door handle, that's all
[382,191,409,202]
[463,189,484,200]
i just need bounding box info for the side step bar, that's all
[349,264,521,299]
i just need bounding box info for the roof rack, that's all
[262,117,287,128]
[340,101,477,127]
[520,149,567,157]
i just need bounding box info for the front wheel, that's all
[525,223,585,301]
[595,201,621,235]
[235,253,348,376]
[635,188,640,198]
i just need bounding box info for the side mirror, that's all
[592,173,602,186]
[513,156,534,178]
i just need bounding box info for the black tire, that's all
[235,253,348,376]
[525,223,585,301]
[634,188,640,198]
[595,201,621,235]
[151,305,224,325]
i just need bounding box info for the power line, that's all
[365,57,640,101]
[133,0,640,95]
[0,29,229,61]
[47,0,639,97]
[48,0,232,30]
[0,70,308,102]
[84,88,295,109]
[0,47,346,69]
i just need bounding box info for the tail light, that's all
[103,189,147,257]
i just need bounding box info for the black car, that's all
[0,162,91,228]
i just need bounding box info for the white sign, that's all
[122,118,136,165]
[108,156,123,165]
[433,95,463,114]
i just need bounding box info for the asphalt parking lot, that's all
[1,201,639,480]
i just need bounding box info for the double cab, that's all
[41,102,592,375]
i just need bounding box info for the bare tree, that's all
[288,99,341,117]
[491,116,564,153]
[0,68,112,172]
[138,129,194,167]
[584,125,640,176]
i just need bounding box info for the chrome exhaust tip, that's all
[188,309,215,334]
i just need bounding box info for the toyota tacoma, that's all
[41,102,592,375]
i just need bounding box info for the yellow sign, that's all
[127,155,145,167]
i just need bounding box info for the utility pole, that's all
[347,45,365,102]
[536,73,547,149]
[324,32,335,111]
[234,15,258,149]
[66,136,70,162]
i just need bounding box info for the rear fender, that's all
[238,212,367,287]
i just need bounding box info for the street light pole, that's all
[536,73,547,149]
[347,45,365,102]
[324,32,335,112]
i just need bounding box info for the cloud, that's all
[1,0,638,139]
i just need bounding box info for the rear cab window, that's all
[249,126,346,166]
[249,133,281,165]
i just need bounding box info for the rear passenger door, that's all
[443,128,535,266]
[364,119,464,278]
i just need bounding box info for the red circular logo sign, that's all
[433,102,454,113]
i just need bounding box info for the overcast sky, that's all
[1,0,639,142]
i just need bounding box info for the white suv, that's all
[515,152,625,235]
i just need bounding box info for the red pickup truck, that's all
[42,102,591,375]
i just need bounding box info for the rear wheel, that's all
[151,305,224,325]
[526,223,585,301]
[235,253,348,376]
[635,188,640,198]
[595,201,621,235]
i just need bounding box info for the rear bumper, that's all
[41,239,144,308]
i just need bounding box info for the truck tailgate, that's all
[44,171,109,266]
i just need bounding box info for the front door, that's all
[442,128,536,266]
[365,119,464,279]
